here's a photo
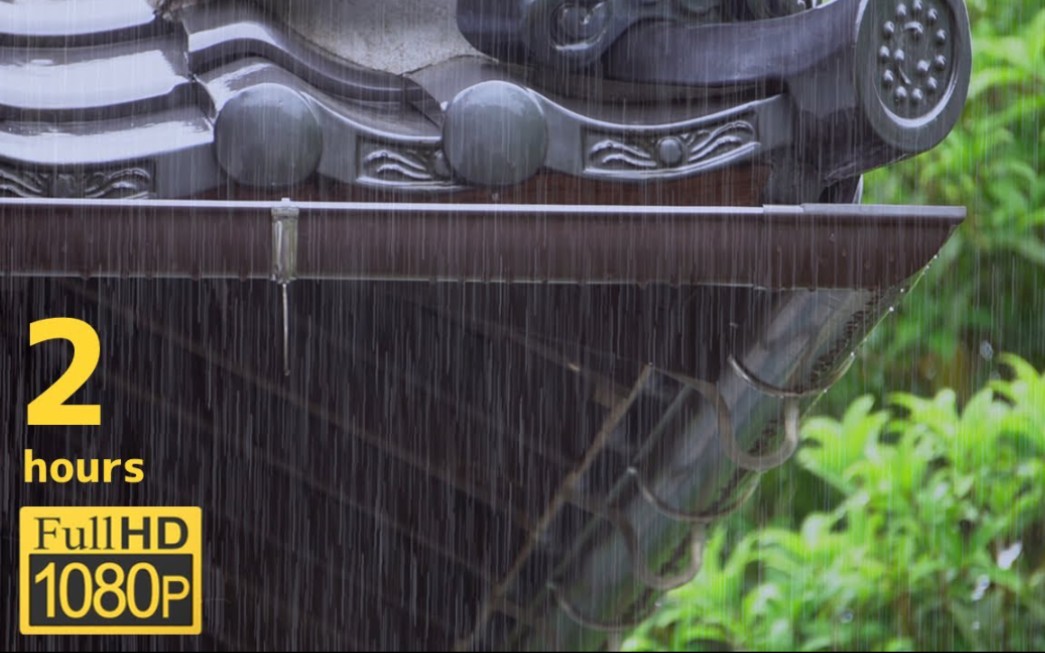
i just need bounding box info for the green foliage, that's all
[624,357,1045,652]
[625,7,1045,650]
[832,1,1045,407]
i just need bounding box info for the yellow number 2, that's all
[28,318,102,427]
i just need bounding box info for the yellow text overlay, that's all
[20,506,202,635]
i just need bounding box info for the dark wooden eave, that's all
[0,198,963,289]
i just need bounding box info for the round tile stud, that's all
[856,0,971,152]
[443,81,548,187]
[656,136,686,167]
[214,84,323,189]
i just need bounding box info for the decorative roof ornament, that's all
[0,0,970,201]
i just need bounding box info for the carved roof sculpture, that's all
[1,1,970,651]
[0,0,970,199]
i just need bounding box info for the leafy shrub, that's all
[624,356,1045,652]
[830,2,1045,408]
[625,6,1045,649]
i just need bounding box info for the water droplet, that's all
[998,541,1023,570]
[980,341,994,361]
[971,574,990,602]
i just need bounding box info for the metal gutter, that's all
[0,199,962,289]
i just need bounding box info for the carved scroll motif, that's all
[0,165,154,199]
[586,119,757,176]
[357,141,457,188]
